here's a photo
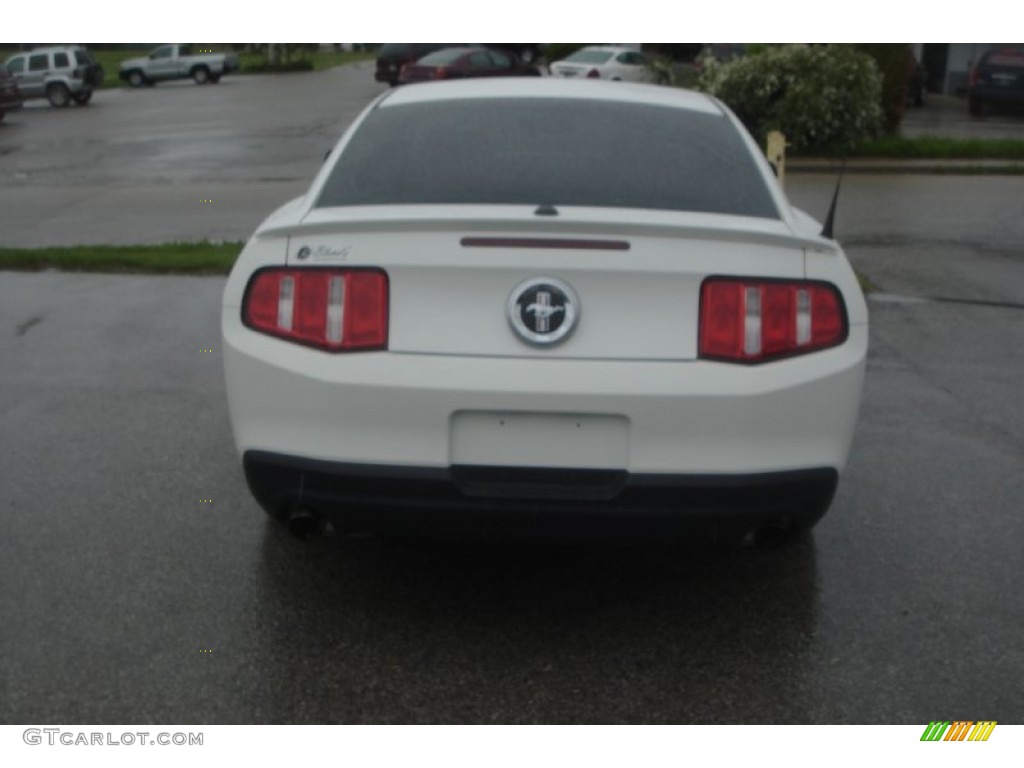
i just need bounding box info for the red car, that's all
[398,47,541,85]
[0,66,23,122]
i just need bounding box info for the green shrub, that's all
[698,44,884,152]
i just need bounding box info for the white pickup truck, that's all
[119,44,239,87]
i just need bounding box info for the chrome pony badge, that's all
[507,277,580,347]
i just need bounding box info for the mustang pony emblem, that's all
[507,277,580,346]
[525,293,565,333]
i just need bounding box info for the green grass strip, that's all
[0,241,245,274]
[238,49,374,73]
[812,136,1024,160]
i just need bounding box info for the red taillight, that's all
[434,66,448,79]
[586,68,600,79]
[242,268,388,352]
[699,278,846,363]
[968,65,978,87]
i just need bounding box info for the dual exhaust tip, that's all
[286,507,326,540]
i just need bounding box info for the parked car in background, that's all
[484,44,544,64]
[3,46,103,107]
[968,44,1024,115]
[0,66,23,120]
[398,47,541,84]
[549,46,661,83]
[222,79,867,543]
[118,44,239,87]
[375,43,453,86]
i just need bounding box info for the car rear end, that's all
[550,49,613,79]
[376,44,410,84]
[222,52,240,74]
[398,49,469,84]
[72,48,104,90]
[377,43,452,86]
[969,45,1024,114]
[223,81,867,539]
[0,67,23,117]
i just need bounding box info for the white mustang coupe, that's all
[222,78,867,541]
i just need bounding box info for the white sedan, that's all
[222,79,867,541]
[549,46,660,83]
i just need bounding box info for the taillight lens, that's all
[433,66,449,79]
[586,68,600,78]
[242,268,388,352]
[699,278,846,363]
[968,66,978,87]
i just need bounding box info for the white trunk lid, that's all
[275,206,815,361]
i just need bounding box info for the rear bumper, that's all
[223,324,867,476]
[970,85,1024,104]
[244,450,838,537]
[85,65,104,88]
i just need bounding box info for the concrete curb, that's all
[789,158,1024,175]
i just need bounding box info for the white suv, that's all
[3,46,104,108]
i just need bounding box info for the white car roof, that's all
[379,78,724,116]
[579,46,641,54]
[25,46,87,53]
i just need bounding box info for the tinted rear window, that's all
[420,49,466,66]
[74,50,92,65]
[566,50,614,64]
[317,98,778,219]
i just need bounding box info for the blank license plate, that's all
[449,411,629,469]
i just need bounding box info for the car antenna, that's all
[821,159,846,240]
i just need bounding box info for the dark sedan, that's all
[398,47,541,85]
[0,66,24,121]
[969,45,1024,115]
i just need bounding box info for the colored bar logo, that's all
[920,721,997,741]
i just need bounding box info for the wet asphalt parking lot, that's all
[1,62,1023,723]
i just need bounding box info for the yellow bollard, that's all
[766,131,787,187]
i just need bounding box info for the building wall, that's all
[945,43,996,94]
